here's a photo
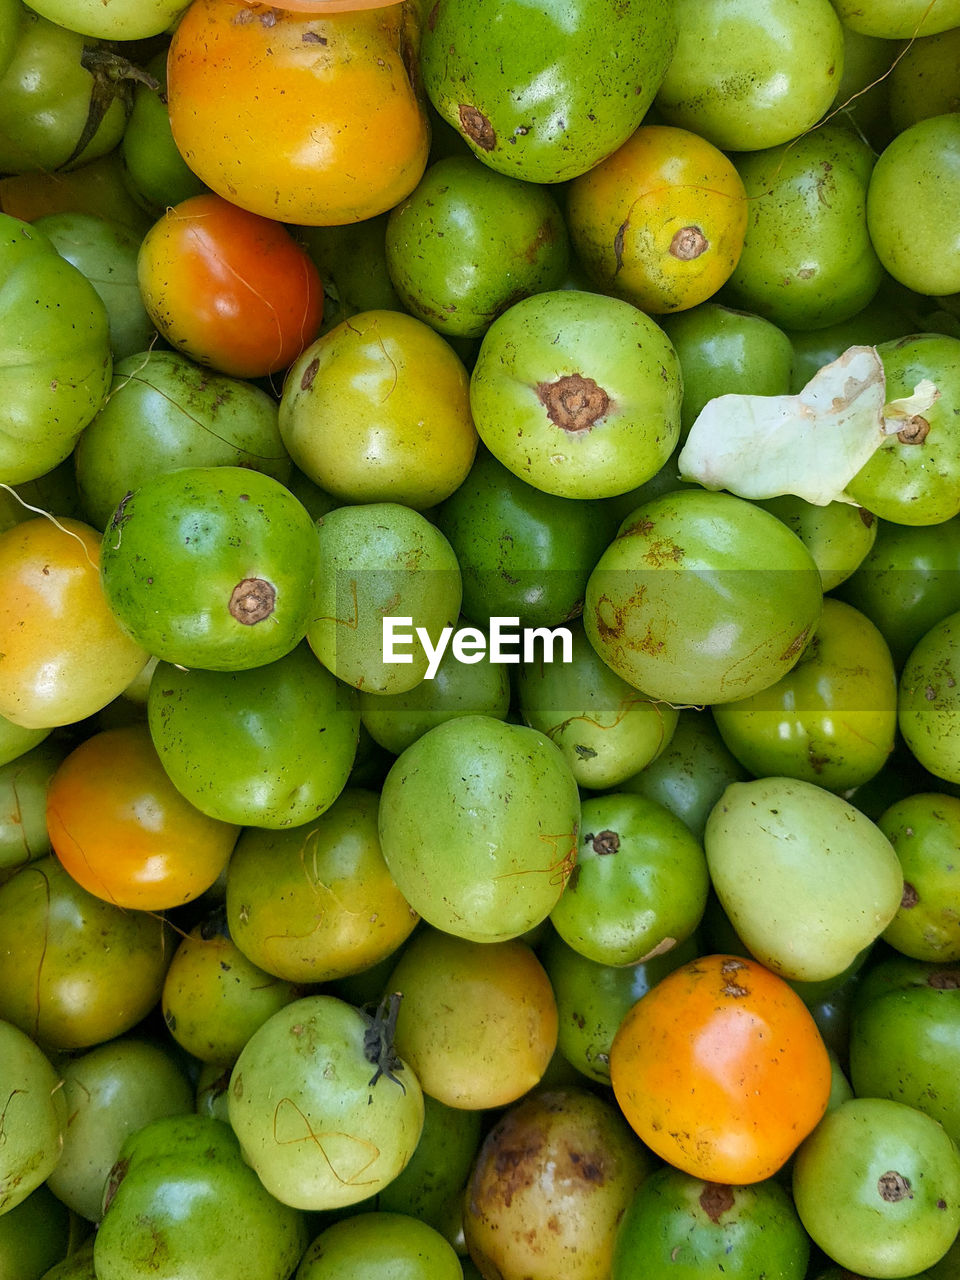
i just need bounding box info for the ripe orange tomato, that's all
[609,953,831,1183]
[567,124,748,314]
[137,193,323,377]
[0,517,148,730]
[46,725,240,911]
[166,0,430,226]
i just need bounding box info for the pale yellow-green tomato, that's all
[296,1213,462,1280]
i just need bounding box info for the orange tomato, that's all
[0,517,148,730]
[46,725,240,911]
[137,193,323,377]
[567,124,748,314]
[166,0,430,226]
[609,953,831,1183]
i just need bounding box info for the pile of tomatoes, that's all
[1,0,960,1277]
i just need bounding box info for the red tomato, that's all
[137,193,323,377]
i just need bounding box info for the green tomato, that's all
[583,490,823,706]
[0,213,111,484]
[725,125,883,331]
[786,293,916,393]
[100,466,317,672]
[75,350,290,532]
[757,495,877,592]
[33,212,153,362]
[829,27,898,150]
[712,598,897,791]
[550,793,708,966]
[299,216,402,338]
[0,1184,70,1279]
[847,334,960,525]
[0,5,127,173]
[849,955,960,1146]
[469,290,682,499]
[95,1115,307,1280]
[309,503,462,695]
[421,0,676,183]
[654,0,844,152]
[378,715,580,942]
[889,29,960,134]
[434,448,614,629]
[121,50,208,213]
[0,740,64,876]
[659,303,793,442]
[705,776,903,982]
[0,714,49,770]
[0,1018,66,1215]
[228,995,424,1211]
[296,1213,463,1280]
[46,1038,193,1222]
[879,793,960,961]
[867,113,960,298]
[899,610,960,782]
[832,0,960,38]
[147,645,359,829]
[26,0,189,39]
[517,620,678,790]
[792,1098,960,1277]
[386,154,569,339]
[618,708,749,840]
[838,516,960,667]
[612,1166,810,1280]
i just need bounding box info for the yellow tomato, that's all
[567,124,748,314]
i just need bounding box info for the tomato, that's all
[0,1019,66,1215]
[0,517,148,730]
[122,50,209,215]
[878,794,960,961]
[297,1214,462,1280]
[386,928,558,1109]
[26,0,189,41]
[137,194,323,378]
[609,953,832,1183]
[46,725,240,911]
[567,125,748,315]
[166,0,429,226]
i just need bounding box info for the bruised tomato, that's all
[609,953,831,1184]
[166,0,430,226]
[137,194,323,377]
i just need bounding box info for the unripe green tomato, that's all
[299,215,402,337]
[121,50,208,214]
[517,621,678,790]
[583,490,823,706]
[75,350,290,532]
[786,294,915,393]
[654,0,844,152]
[712,598,897,791]
[309,502,462,695]
[147,645,359,829]
[705,776,903,982]
[100,466,317,673]
[0,1018,66,1215]
[0,714,49,771]
[725,125,883,331]
[757,495,877,592]
[849,955,960,1146]
[469,290,682,499]
[45,1038,193,1222]
[26,0,189,40]
[0,1184,70,1278]
[95,1115,308,1280]
[39,1241,97,1280]
[385,154,569,338]
[846,334,960,525]
[889,29,960,134]
[228,995,424,1211]
[867,113,960,297]
[619,709,749,840]
[611,1166,810,1280]
[659,303,793,441]
[550,793,708,966]
[295,1213,463,1280]
[379,715,580,942]
[792,1098,960,1277]
[839,517,960,667]
[878,793,960,961]
[832,0,960,39]
[829,27,897,150]
[899,610,960,782]
[0,739,64,876]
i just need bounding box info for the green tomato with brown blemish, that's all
[846,334,960,526]
[0,1018,66,1215]
[878,793,960,961]
[712,598,897,792]
[899,610,960,783]
[517,621,678,790]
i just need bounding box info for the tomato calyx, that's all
[362,991,406,1091]
[68,47,158,170]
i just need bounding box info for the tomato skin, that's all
[609,953,832,1184]
[167,0,430,226]
[0,517,148,730]
[46,724,240,911]
[137,194,323,378]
